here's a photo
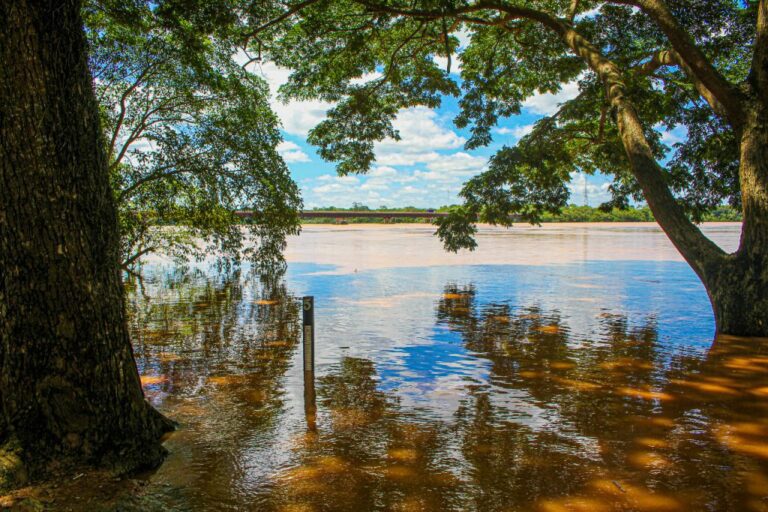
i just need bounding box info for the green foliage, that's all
[435,206,478,252]
[85,0,301,272]
[541,205,655,222]
[251,0,752,251]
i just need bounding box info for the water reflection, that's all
[125,268,302,509]
[436,284,768,511]
[116,265,768,511]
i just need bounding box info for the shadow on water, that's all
[71,265,768,511]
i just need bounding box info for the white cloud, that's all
[376,152,442,166]
[360,180,390,191]
[575,5,603,21]
[455,28,472,49]
[277,141,311,163]
[317,174,359,184]
[374,107,465,167]
[425,152,487,176]
[495,124,535,140]
[250,61,334,137]
[349,71,383,85]
[414,152,487,185]
[523,81,581,115]
[568,172,612,206]
[655,124,687,146]
[303,166,464,208]
[433,54,462,75]
[368,166,398,178]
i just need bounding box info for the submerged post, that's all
[302,296,315,372]
[302,296,316,431]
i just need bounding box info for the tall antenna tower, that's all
[583,177,589,206]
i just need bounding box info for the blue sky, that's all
[240,44,680,210]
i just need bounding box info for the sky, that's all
[238,38,682,210]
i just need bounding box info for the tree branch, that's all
[248,0,727,269]
[568,0,580,23]
[611,0,744,129]
[118,164,188,202]
[107,63,158,163]
[634,49,730,121]
[122,245,156,268]
[457,1,726,269]
[753,0,768,94]
[245,0,324,40]
[522,10,727,270]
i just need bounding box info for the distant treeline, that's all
[300,204,742,223]
[542,205,742,222]
[301,205,439,224]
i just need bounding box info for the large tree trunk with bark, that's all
[704,254,768,336]
[704,96,768,337]
[0,0,173,489]
[563,8,768,338]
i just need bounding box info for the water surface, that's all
[127,223,768,511]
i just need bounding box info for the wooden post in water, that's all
[302,296,315,372]
[302,296,317,431]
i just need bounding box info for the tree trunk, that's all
[550,9,766,337]
[0,0,173,488]
[704,96,768,337]
[704,254,768,337]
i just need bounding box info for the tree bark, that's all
[551,9,767,336]
[0,0,173,488]
[704,95,768,337]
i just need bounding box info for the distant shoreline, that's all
[298,220,743,226]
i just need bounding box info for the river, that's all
[114,223,768,511]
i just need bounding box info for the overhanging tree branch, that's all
[249,0,727,269]
[245,0,324,40]
[753,0,768,94]
[634,49,731,121]
[610,0,745,130]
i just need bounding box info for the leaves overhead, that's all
[249,0,754,249]
[86,0,302,272]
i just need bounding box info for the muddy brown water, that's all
[69,224,768,510]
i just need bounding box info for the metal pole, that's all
[302,296,315,372]
[302,296,316,431]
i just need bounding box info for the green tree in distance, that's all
[249,0,768,336]
[86,0,301,272]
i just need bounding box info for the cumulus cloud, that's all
[655,124,688,146]
[376,152,442,166]
[567,172,612,206]
[523,80,581,115]
[425,152,487,176]
[303,167,463,208]
[495,124,535,140]
[374,107,466,167]
[277,141,311,163]
[368,166,398,178]
[575,5,603,21]
[247,60,334,137]
[317,174,359,184]
[432,54,462,75]
[455,28,472,49]
[349,71,383,85]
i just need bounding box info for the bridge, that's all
[234,210,449,221]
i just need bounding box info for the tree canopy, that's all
[245,0,768,335]
[85,0,302,272]
[250,0,752,231]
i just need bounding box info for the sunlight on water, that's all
[119,224,768,511]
